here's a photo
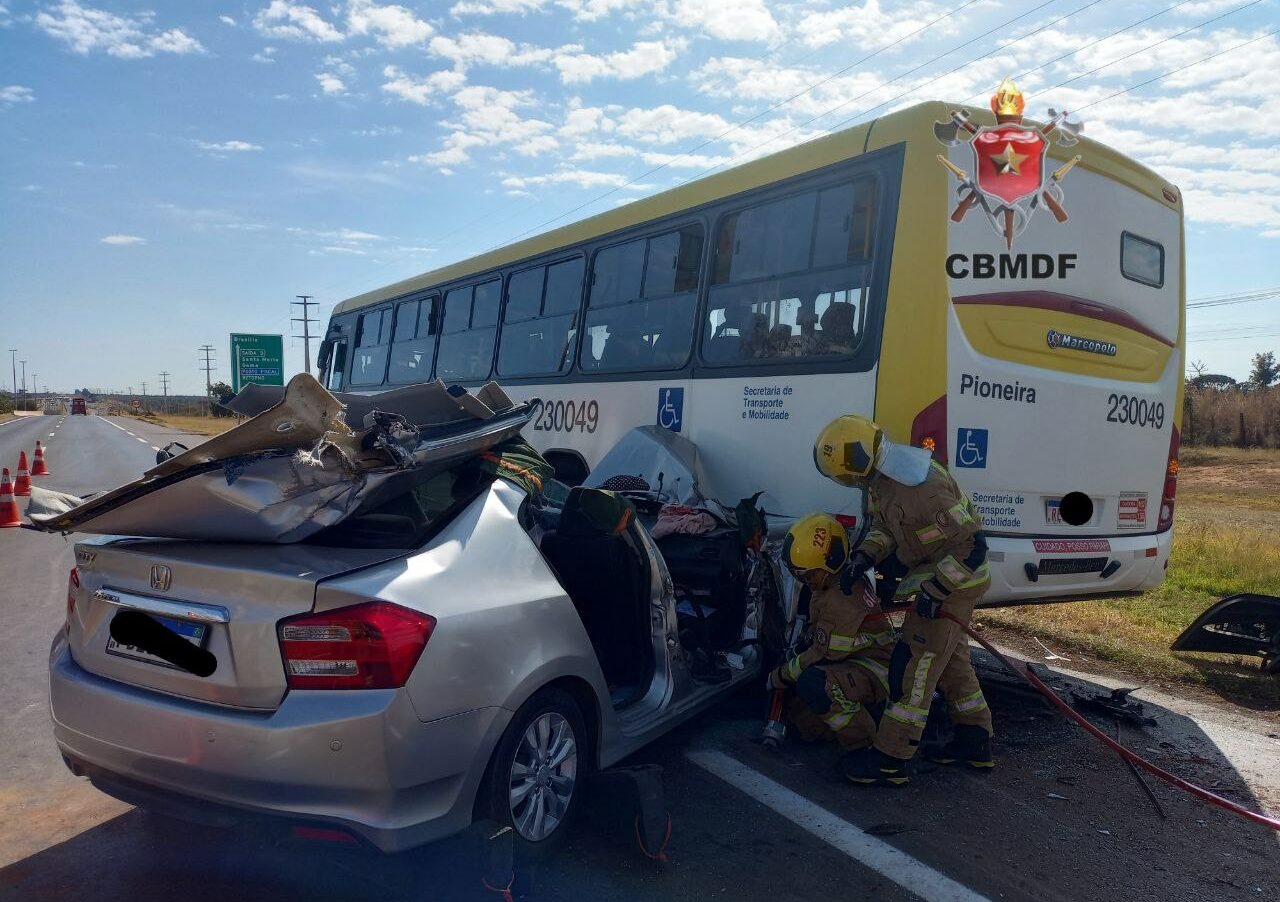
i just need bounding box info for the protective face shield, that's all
[813,415,932,488]
[782,512,849,588]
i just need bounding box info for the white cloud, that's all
[19,184,41,191]
[319,228,383,241]
[35,1,204,58]
[553,39,684,84]
[614,103,729,143]
[195,139,263,152]
[409,84,557,168]
[100,234,146,245]
[314,245,367,255]
[354,125,403,136]
[346,0,432,47]
[502,167,635,190]
[0,85,34,105]
[252,46,277,63]
[794,0,948,49]
[382,65,467,104]
[429,32,552,69]
[316,72,346,95]
[219,15,236,26]
[451,0,546,13]
[556,0,629,20]
[654,0,778,42]
[253,1,342,41]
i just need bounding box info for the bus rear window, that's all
[1121,232,1164,288]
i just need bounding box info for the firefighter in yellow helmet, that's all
[768,513,897,754]
[814,415,994,785]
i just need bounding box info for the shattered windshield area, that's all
[307,464,496,550]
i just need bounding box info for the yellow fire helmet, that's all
[813,414,934,488]
[813,415,884,487]
[782,512,849,580]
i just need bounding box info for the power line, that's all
[1188,287,1280,309]
[291,295,318,377]
[159,371,171,414]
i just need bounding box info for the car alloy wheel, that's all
[508,711,578,843]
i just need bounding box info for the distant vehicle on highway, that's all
[318,92,1185,606]
[70,397,87,415]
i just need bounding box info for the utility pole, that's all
[159,371,171,414]
[20,360,27,394]
[8,349,16,396]
[31,374,38,400]
[198,344,216,414]
[292,295,318,376]
[140,381,147,409]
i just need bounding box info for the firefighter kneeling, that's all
[814,415,994,786]
[768,513,897,756]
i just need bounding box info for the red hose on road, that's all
[942,611,1280,832]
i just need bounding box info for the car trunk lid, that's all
[69,538,406,709]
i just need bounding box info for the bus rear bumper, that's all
[981,530,1172,605]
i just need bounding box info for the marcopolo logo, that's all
[1046,329,1117,357]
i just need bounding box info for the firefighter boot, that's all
[841,746,913,786]
[928,724,994,770]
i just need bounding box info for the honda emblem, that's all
[150,564,172,592]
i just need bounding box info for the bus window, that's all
[436,279,500,382]
[581,225,703,373]
[1121,231,1164,288]
[324,340,347,392]
[387,295,439,385]
[498,257,583,378]
[705,177,876,365]
[350,307,391,386]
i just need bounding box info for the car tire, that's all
[481,687,590,858]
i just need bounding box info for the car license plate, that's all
[106,614,209,669]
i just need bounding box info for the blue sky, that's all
[1,0,1277,394]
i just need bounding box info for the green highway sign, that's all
[230,333,285,393]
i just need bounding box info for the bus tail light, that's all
[278,602,435,690]
[1157,427,1179,532]
[911,395,948,463]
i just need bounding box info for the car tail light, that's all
[911,395,948,464]
[278,601,435,690]
[65,567,80,635]
[1157,426,1180,532]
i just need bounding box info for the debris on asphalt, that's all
[1068,686,1158,729]
[863,823,911,837]
[1032,637,1070,662]
[1045,793,1070,801]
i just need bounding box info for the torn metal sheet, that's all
[584,426,707,506]
[29,374,537,543]
[1171,593,1280,673]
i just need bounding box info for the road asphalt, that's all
[0,412,1277,902]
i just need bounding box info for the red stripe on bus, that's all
[952,291,1175,348]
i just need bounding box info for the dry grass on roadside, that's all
[114,411,237,437]
[978,446,1280,706]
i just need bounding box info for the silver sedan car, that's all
[47,380,780,854]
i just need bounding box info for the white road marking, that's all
[686,749,989,902]
[151,446,160,451]
[100,418,131,434]
[48,433,55,437]
[136,437,148,443]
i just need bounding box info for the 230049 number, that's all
[1106,393,1165,429]
[531,399,599,434]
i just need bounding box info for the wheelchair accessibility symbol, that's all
[657,387,684,432]
[955,427,988,469]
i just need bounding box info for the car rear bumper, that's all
[49,635,509,852]
[982,529,1171,604]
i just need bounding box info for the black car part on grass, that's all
[1171,593,1280,674]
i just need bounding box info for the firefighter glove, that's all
[840,551,875,596]
[768,665,795,691]
[915,579,950,619]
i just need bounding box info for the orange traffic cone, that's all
[0,469,20,528]
[14,452,31,497]
[31,441,50,477]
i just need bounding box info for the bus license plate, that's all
[106,615,208,669]
[1045,499,1062,524]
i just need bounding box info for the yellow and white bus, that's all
[320,91,1184,605]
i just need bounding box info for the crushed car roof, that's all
[27,375,538,543]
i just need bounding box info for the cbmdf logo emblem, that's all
[935,77,1083,248]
